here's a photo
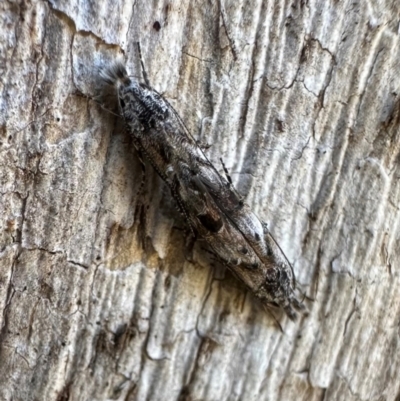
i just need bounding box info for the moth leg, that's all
[261,304,284,332]
[219,157,233,187]
[184,229,197,262]
[135,149,147,199]
[73,89,121,118]
[292,296,307,312]
[220,158,244,206]
[200,246,227,266]
[196,140,212,150]
[170,174,197,237]
[136,42,150,86]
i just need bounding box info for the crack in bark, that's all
[336,372,363,401]
[67,259,89,269]
[142,271,161,361]
[195,272,224,336]
[125,0,137,50]
[218,0,237,61]
[309,37,336,62]
[14,347,32,369]
[290,135,312,163]
[354,47,385,124]
[182,51,212,63]
[237,46,257,139]
[24,246,90,270]
[46,0,120,47]
[343,290,359,337]
[177,336,219,401]
[301,80,319,98]
[30,8,47,117]
[0,248,19,345]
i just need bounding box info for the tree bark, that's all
[1,0,400,400]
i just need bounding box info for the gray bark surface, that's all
[1,0,400,400]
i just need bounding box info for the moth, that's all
[101,62,305,320]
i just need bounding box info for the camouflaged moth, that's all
[101,62,305,320]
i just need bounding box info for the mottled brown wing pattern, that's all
[101,62,305,320]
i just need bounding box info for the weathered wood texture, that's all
[1,0,400,400]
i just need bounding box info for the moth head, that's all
[116,80,169,129]
[101,63,169,128]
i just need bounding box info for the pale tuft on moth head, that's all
[100,62,130,87]
[100,63,169,129]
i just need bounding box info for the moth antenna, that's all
[220,158,233,186]
[135,148,147,199]
[127,74,145,81]
[292,296,308,313]
[136,42,150,86]
[196,140,212,150]
[265,228,297,290]
[218,157,244,205]
[283,304,298,321]
[262,304,284,332]
[74,90,122,119]
[302,293,314,302]
[200,247,220,263]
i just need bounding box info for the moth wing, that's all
[196,166,243,214]
[174,167,224,233]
